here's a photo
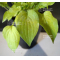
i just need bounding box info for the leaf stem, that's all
[3,7,8,10]
[47,6,48,9]
[12,20,15,26]
[12,21,14,26]
[3,5,10,10]
[7,6,10,9]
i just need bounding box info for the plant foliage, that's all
[0,2,58,52]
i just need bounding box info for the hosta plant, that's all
[0,2,58,52]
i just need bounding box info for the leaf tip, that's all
[52,41,54,44]
[2,20,4,23]
[51,38,54,44]
[28,43,31,47]
[12,49,16,53]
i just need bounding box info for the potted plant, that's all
[0,2,58,52]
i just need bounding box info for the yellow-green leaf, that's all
[39,2,55,8]
[15,10,39,46]
[37,11,58,43]
[35,2,55,10]
[2,26,20,52]
[2,5,21,23]
[0,2,9,8]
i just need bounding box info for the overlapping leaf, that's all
[2,5,21,23]
[2,26,20,52]
[39,2,55,8]
[35,2,55,10]
[15,10,39,46]
[36,11,58,43]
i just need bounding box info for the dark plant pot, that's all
[19,25,42,49]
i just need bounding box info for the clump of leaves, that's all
[0,2,58,52]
